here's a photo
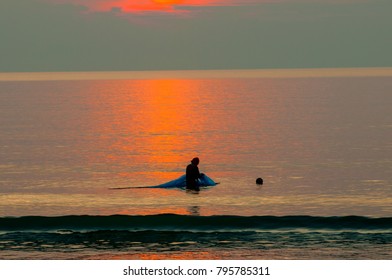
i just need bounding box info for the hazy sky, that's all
[1,0,391,72]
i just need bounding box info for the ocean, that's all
[0,69,391,259]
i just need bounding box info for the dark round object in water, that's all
[256,178,263,185]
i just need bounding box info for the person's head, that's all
[191,157,200,165]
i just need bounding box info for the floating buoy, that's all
[256,178,263,185]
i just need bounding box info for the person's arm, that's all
[196,166,202,178]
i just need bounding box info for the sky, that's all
[1,0,391,72]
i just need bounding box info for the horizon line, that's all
[1,67,392,81]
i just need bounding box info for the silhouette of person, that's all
[186,157,202,191]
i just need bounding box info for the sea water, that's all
[0,70,391,259]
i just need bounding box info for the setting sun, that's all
[153,0,183,4]
[47,0,237,14]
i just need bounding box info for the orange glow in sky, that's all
[50,0,251,13]
[153,0,184,4]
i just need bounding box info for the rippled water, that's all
[0,71,391,259]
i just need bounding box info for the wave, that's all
[1,214,391,232]
[1,215,391,257]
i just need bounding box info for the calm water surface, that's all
[0,73,391,259]
[0,75,391,217]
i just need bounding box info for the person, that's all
[186,157,202,191]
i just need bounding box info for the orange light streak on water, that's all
[80,78,219,206]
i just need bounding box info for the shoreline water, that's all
[1,214,391,260]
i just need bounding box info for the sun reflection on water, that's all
[83,78,222,185]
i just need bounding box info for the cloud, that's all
[45,0,271,14]
[43,0,374,16]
